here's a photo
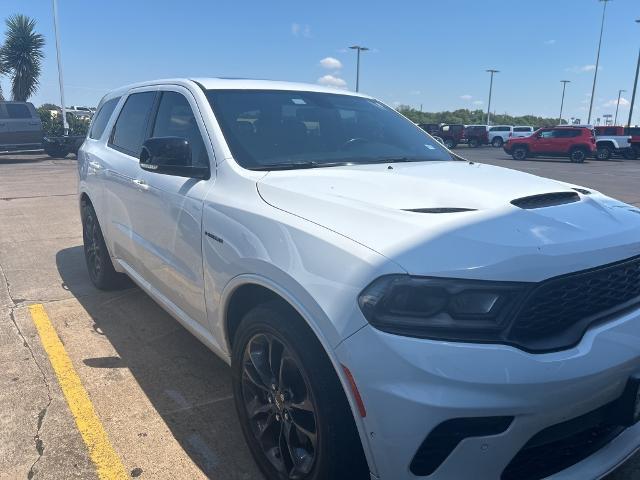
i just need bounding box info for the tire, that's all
[444,138,457,149]
[44,143,69,158]
[232,301,369,480]
[81,201,128,290]
[492,137,504,148]
[512,146,527,160]
[468,137,480,148]
[596,146,612,161]
[569,148,587,163]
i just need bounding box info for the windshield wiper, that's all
[250,161,354,171]
[365,156,432,164]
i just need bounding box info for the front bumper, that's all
[336,306,640,479]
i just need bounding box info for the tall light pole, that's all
[485,69,499,125]
[588,0,612,125]
[559,80,571,125]
[52,0,68,134]
[349,45,369,92]
[628,19,640,128]
[614,89,626,125]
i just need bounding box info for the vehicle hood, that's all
[257,161,640,281]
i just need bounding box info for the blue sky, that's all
[1,0,639,123]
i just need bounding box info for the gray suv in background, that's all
[0,101,43,151]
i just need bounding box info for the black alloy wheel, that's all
[512,146,527,160]
[596,146,612,160]
[81,202,128,290]
[232,301,369,480]
[241,332,318,478]
[570,148,586,163]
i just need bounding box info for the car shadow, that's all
[55,245,263,479]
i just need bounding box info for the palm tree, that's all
[0,14,45,101]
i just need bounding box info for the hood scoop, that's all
[511,192,580,210]
[403,207,477,214]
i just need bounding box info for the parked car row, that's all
[418,123,535,149]
[417,121,638,164]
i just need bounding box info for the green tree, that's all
[40,102,60,111]
[37,107,90,137]
[0,14,45,101]
[396,106,561,128]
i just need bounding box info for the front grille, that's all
[508,254,640,351]
[502,398,626,480]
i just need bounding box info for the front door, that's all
[532,129,556,154]
[134,87,213,327]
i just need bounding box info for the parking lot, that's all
[1,149,639,480]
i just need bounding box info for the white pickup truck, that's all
[595,126,633,160]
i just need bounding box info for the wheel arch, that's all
[596,140,616,149]
[220,275,378,474]
[569,143,591,152]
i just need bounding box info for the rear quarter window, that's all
[89,97,120,140]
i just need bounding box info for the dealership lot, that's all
[1,150,639,479]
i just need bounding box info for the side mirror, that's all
[140,137,209,179]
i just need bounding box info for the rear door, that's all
[552,129,575,153]
[5,102,42,146]
[101,89,158,273]
[135,86,213,326]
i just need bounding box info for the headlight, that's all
[358,275,530,342]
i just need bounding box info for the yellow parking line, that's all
[29,304,128,480]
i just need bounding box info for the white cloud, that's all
[566,64,601,73]
[319,57,342,70]
[544,39,556,45]
[603,97,630,108]
[460,94,473,101]
[472,100,484,105]
[291,23,311,37]
[317,74,347,88]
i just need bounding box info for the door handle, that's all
[88,161,102,170]
[132,178,149,191]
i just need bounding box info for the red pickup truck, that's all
[503,126,596,163]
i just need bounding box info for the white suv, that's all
[512,125,535,138]
[488,125,512,147]
[78,78,640,480]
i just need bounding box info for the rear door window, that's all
[109,92,156,156]
[89,97,120,140]
[6,103,32,119]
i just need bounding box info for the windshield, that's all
[205,89,452,170]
